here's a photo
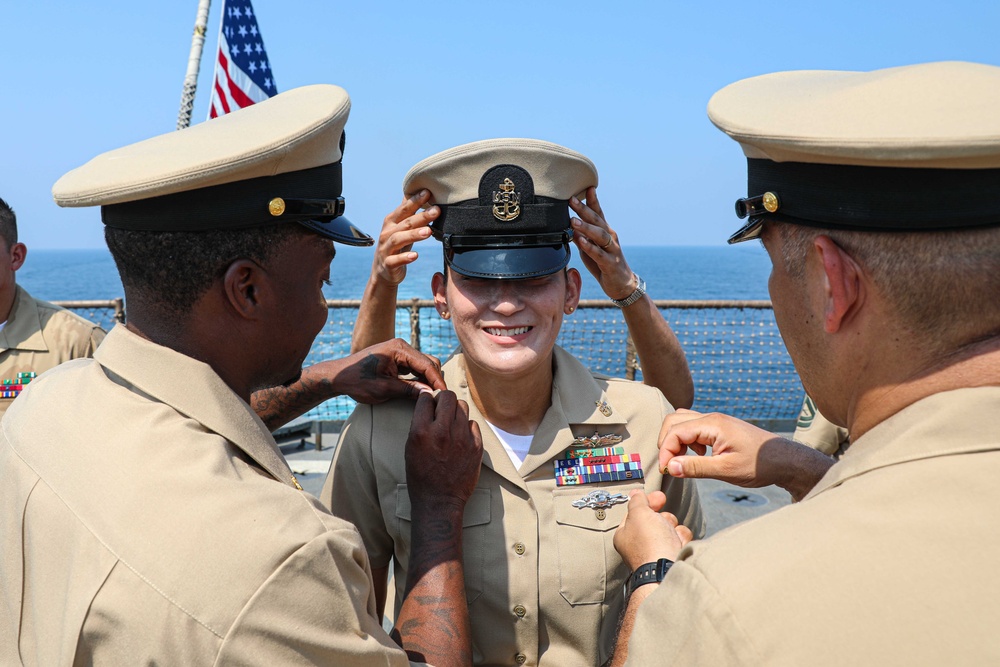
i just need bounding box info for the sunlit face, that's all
[433,267,581,380]
[260,233,335,387]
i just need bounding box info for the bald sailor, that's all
[0,85,482,666]
[612,61,1000,665]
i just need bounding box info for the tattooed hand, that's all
[405,390,483,507]
[337,338,445,405]
[251,338,445,430]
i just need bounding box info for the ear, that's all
[9,243,26,272]
[813,235,864,334]
[564,268,582,312]
[222,259,267,321]
[431,271,449,319]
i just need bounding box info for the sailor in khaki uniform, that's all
[611,62,1000,666]
[793,394,849,457]
[1,85,482,666]
[324,139,704,666]
[0,286,105,417]
[0,198,104,418]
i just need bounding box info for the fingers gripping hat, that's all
[52,84,372,246]
[709,61,1000,243]
[403,138,598,278]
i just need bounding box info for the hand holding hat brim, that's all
[570,187,635,300]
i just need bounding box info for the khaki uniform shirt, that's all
[0,285,105,419]
[0,325,417,666]
[793,395,850,456]
[324,346,705,667]
[626,387,1000,666]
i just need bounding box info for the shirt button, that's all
[514,542,526,555]
[596,508,607,521]
[515,653,527,665]
[513,604,526,618]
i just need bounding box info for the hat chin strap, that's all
[440,229,573,250]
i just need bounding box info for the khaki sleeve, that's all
[656,392,706,539]
[624,561,760,667]
[217,529,419,666]
[793,396,849,456]
[322,405,395,568]
[87,327,107,356]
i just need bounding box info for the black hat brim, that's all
[447,244,570,279]
[298,216,373,246]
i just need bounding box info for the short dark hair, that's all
[0,197,18,247]
[105,223,310,317]
[771,219,1000,353]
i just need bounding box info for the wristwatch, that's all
[611,274,646,308]
[623,558,673,600]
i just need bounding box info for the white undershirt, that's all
[486,421,535,469]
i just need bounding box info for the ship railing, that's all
[56,298,802,435]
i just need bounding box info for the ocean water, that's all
[19,244,795,422]
[19,245,773,302]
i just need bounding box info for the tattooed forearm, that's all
[251,372,337,430]
[392,504,473,667]
[404,516,463,587]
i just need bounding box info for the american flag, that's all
[207,0,277,119]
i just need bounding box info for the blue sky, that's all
[3,1,998,249]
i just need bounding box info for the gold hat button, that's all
[762,192,780,213]
[269,197,286,216]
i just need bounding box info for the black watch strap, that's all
[623,558,674,599]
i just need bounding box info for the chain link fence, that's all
[58,299,804,431]
[54,300,125,331]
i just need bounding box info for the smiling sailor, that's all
[324,138,705,667]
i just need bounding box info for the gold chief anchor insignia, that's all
[492,177,521,221]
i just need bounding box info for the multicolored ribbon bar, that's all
[555,461,643,478]
[563,445,625,460]
[554,452,641,469]
[555,469,645,486]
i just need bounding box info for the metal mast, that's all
[176,0,213,129]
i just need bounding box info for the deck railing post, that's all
[113,298,126,324]
[625,333,638,381]
[409,298,422,351]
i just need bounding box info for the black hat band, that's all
[737,158,1000,231]
[431,196,570,240]
[102,162,345,232]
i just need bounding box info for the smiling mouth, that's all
[484,326,532,336]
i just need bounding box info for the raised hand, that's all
[613,490,694,570]
[570,186,636,300]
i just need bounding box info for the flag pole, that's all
[176,0,214,130]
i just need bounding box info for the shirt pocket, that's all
[395,485,492,603]
[552,484,640,605]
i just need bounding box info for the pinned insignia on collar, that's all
[492,177,521,221]
[595,399,613,417]
[571,430,623,448]
[572,489,629,510]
